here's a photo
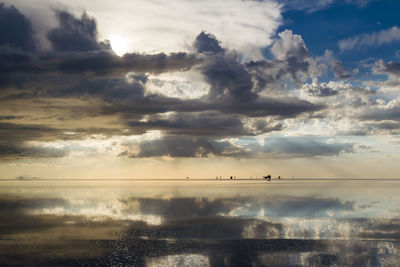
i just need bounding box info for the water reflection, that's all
[0,179,400,266]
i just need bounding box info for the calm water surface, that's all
[0,179,399,266]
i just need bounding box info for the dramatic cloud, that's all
[0,47,200,78]
[0,3,35,51]
[3,0,400,265]
[6,0,282,60]
[0,7,324,162]
[0,9,200,81]
[0,1,398,176]
[199,53,256,101]
[48,10,109,52]
[194,31,225,54]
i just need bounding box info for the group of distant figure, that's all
[211,175,283,180]
[185,174,283,180]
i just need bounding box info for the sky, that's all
[0,0,399,179]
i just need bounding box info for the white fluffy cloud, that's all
[339,26,400,52]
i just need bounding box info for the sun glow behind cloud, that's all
[5,0,282,60]
[109,35,128,56]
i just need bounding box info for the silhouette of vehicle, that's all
[263,175,271,181]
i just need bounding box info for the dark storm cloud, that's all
[0,12,321,113]
[0,3,35,51]
[0,9,200,79]
[107,93,322,119]
[48,10,109,52]
[194,31,225,54]
[195,32,255,101]
[0,4,36,88]
[51,76,146,100]
[0,7,331,160]
[0,44,36,74]
[53,50,199,76]
[38,74,319,120]
[203,53,256,101]
[0,78,319,160]
[0,47,200,77]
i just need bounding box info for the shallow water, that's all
[1,179,400,266]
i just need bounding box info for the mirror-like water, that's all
[1,179,399,266]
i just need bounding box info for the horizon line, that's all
[1,178,400,181]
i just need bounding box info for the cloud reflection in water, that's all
[0,179,400,266]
